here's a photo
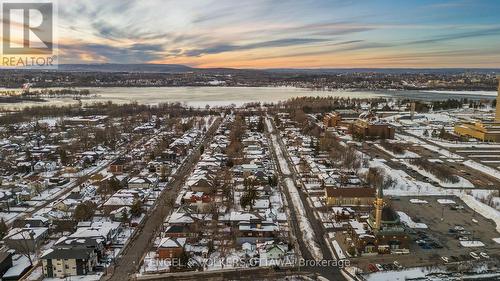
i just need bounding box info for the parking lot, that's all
[349,196,499,272]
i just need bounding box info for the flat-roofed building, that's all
[454,77,500,142]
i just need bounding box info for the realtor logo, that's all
[1,0,58,68]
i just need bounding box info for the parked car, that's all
[368,263,378,272]
[470,252,480,260]
[393,261,402,269]
[375,264,384,271]
[480,252,490,259]
[441,256,449,263]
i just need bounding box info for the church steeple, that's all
[374,185,385,232]
[496,76,500,122]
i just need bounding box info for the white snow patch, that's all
[409,199,428,204]
[397,211,428,229]
[459,240,485,247]
[437,199,456,205]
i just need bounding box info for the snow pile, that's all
[459,193,500,234]
[397,211,428,229]
[437,199,456,204]
[363,266,446,281]
[459,240,485,247]
[410,199,428,204]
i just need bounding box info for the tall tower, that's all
[373,185,385,232]
[496,76,500,122]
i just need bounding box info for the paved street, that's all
[266,117,347,281]
[136,267,313,281]
[104,118,222,281]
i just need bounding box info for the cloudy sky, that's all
[52,0,500,68]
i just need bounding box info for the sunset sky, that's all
[45,0,500,68]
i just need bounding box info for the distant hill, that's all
[265,68,500,74]
[58,63,195,73]
[20,64,500,75]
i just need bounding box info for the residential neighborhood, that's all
[0,80,498,281]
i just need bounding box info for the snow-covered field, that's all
[374,144,420,159]
[463,160,500,181]
[421,144,463,159]
[401,160,474,188]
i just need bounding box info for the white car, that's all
[470,252,480,260]
[375,264,384,271]
[441,256,449,263]
[480,252,490,259]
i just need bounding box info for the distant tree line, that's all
[0,101,216,125]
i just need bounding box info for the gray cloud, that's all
[59,42,165,63]
[184,38,330,57]
[408,27,500,44]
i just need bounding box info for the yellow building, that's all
[454,122,500,142]
[454,77,500,142]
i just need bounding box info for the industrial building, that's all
[454,77,500,142]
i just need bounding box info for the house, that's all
[260,243,288,263]
[188,177,214,193]
[13,216,49,228]
[69,221,121,245]
[238,221,278,244]
[182,191,212,212]
[33,161,57,172]
[3,227,49,252]
[164,225,196,241]
[157,237,186,259]
[110,206,131,222]
[102,189,142,213]
[109,158,126,174]
[2,255,31,281]
[53,198,79,212]
[127,177,158,189]
[0,250,12,277]
[41,248,97,278]
[167,211,212,227]
[54,236,105,261]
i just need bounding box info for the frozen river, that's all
[0,86,496,110]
